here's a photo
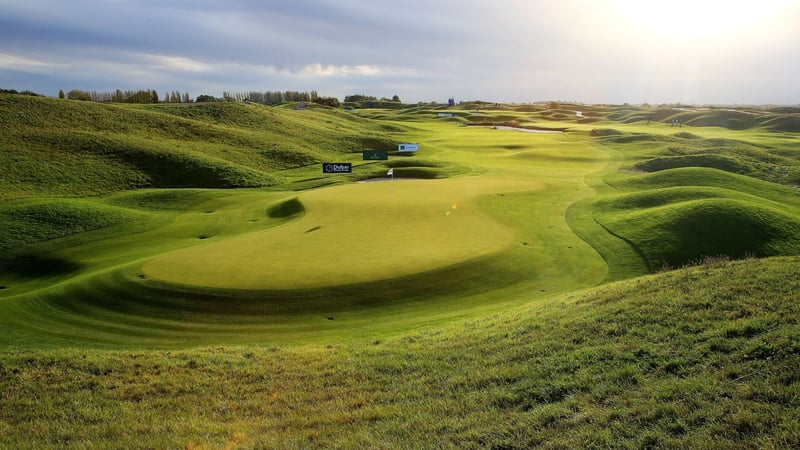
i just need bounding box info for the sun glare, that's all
[610,0,792,41]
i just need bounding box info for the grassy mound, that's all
[104,189,220,211]
[635,154,752,174]
[762,115,800,132]
[672,131,703,139]
[266,196,305,219]
[588,164,800,272]
[600,198,800,269]
[681,110,761,130]
[589,128,623,136]
[618,167,800,203]
[0,199,152,262]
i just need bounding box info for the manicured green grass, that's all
[143,178,540,289]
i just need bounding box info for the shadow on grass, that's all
[0,255,83,279]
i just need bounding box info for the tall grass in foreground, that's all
[1,256,797,448]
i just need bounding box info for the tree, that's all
[67,89,92,101]
[344,94,377,102]
[151,90,159,104]
[58,90,65,99]
[313,96,340,107]
[392,94,400,102]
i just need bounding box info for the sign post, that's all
[363,151,388,160]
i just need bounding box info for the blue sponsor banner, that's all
[398,143,419,152]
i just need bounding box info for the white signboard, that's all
[438,113,454,118]
[398,143,419,152]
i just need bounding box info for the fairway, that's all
[142,178,543,289]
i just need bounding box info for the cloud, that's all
[0,52,60,72]
[1,0,799,103]
[297,64,380,77]
[140,54,213,73]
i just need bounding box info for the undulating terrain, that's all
[1,94,798,448]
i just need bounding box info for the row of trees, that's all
[59,89,191,104]
[213,90,340,107]
[53,88,392,108]
[344,94,401,103]
[221,90,321,104]
[0,88,42,96]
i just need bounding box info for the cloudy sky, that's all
[2,0,799,104]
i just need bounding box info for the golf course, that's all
[1,94,799,448]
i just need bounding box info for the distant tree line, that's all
[344,94,401,103]
[211,90,339,107]
[61,89,191,104]
[220,90,318,103]
[1,88,43,96]
[53,87,341,107]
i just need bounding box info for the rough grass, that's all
[0,257,797,448]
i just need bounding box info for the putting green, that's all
[141,178,543,289]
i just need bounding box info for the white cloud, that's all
[139,54,213,73]
[297,64,381,77]
[0,52,60,72]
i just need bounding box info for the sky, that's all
[1,0,799,105]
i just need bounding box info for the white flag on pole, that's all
[387,168,393,176]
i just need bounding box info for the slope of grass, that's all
[613,167,800,205]
[0,199,164,279]
[598,196,800,269]
[635,153,753,174]
[0,256,797,448]
[0,200,148,253]
[594,157,800,269]
[0,95,398,200]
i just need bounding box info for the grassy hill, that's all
[458,103,800,133]
[0,95,397,200]
[1,97,799,447]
